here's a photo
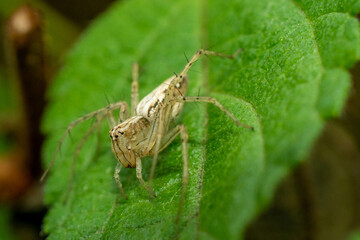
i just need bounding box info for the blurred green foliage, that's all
[0,207,15,240]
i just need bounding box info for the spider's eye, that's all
[118,131,124,135]
[115,135,118,138]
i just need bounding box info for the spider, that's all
[41,49,253,212]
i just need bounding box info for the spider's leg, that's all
[170,49,242,87]
[136,157,156,198]
[176,125,188,236]
[131,63,139,115]
[177,96,254,130]
[118,102,129,124]
[64,116,103,201]
[107,109,117,128]
[148,108,166,187]
[156,125,189,232]
[41,101,128,182]
[114,162,128,199]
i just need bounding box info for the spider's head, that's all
[172,74,188,98]
[169,74,188,119]
[109,116,151,168]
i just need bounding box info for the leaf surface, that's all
[42,0,360,239]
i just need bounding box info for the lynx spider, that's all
[41,49,253,216]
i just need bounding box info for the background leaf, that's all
[0,207,15,240]
[42,0,360,239]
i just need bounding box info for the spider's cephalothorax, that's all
[110,116,150,168]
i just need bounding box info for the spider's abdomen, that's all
[136,75,188,119]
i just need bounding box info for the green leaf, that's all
[42,0,360,239]
[0,207,15,240]
[349,230,360,240]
